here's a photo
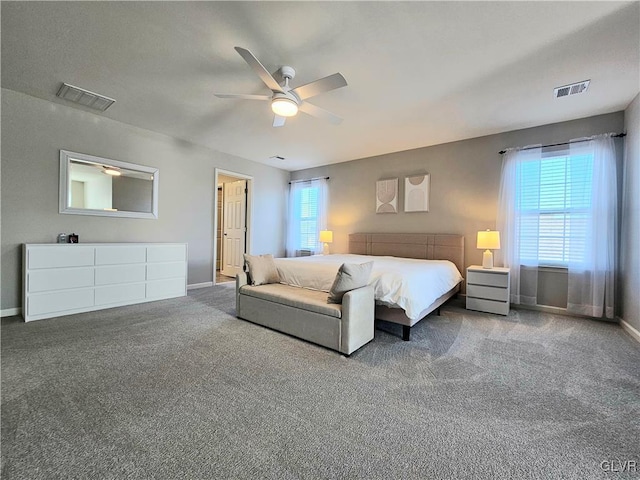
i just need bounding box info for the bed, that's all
[274,233,465,340]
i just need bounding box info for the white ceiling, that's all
[2,1,639,171]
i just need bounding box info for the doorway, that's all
[214,169,253,284]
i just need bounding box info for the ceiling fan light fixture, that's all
[215,48,346,126]
[271,96,298,117]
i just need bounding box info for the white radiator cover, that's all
[23,243,187,322]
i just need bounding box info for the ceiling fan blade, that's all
[298,102,343,125]
[234,47,283,93]
[291,73,347,100]
[273,115,286,127]
[214,93,271,101]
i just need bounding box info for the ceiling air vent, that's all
[56,83,116,111]
[554,80,590,99]
[269,155,285,161]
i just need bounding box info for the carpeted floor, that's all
[2,284,639,479]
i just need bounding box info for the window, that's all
[518,148,593,267]
[286,178,328,257]
[298,186,320,250]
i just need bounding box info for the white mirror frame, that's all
[59,150,159,219]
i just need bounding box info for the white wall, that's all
[84,175,113,210]
[1,89,289,311]
[620,93,640,333]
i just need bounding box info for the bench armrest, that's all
[236,271,248,288]
[341,285,375,354]
[236,272,248,315]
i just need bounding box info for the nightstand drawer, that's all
[467,284,509,302]
[466,297,509,316]
[467,270,509,288]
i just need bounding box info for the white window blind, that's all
[298,186,320,250]
[517,149,593,267]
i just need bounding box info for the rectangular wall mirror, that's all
[59,150,159,219]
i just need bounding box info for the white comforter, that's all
[273,254,463,321]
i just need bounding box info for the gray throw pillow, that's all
[327,262,373,304]
[243,254,280,286]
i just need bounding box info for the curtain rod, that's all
[289,176,330,184]
[498,132,626,155]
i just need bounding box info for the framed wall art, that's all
[376,178,398,214]
[404,174,430,212]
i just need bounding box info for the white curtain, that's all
[497,135,617,318]
[567,135,617,318]
[496,146,541,305]
[285,178,328,257]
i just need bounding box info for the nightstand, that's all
[466,266,510,315]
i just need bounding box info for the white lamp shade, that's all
[477,230,501,250]
[319,230,333,243]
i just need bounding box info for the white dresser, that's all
[23,243,187,322]
[466,265,510,315]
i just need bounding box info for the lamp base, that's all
[322,243,330,255]
[482,250,494,269]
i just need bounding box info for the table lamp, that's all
[319,230,333,255]
[477,230,501,269]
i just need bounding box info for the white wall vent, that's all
[554,80,590,99]
[56,83,116,111]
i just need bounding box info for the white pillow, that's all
[243,254,280,286]
[327,262,373,304]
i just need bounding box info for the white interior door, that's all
[221,180,247,278]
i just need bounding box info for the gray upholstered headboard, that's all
[348,233,465,275]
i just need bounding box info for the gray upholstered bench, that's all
[236,272,374,355]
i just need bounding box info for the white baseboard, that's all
[187,282,214,290]
[618,317,640,344]
[1,307,21,318]
[512,303,621,322]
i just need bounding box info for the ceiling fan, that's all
[214,47,347,127]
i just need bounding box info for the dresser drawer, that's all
[467,270,509,288]
[95,264,146,286]
[28,289,94,316]
[95,283,146,306]
[28,267,94,293]
[147,278,186,299]
[147,245,186,263]
[95,245,146,265]
[467,284,509,302]
[146,262,186,281]
[466,297,509,316]
[28,246,94,269]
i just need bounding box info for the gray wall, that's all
[1,89,289,311]
[621,94,640,332]
[291,112,625,309]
